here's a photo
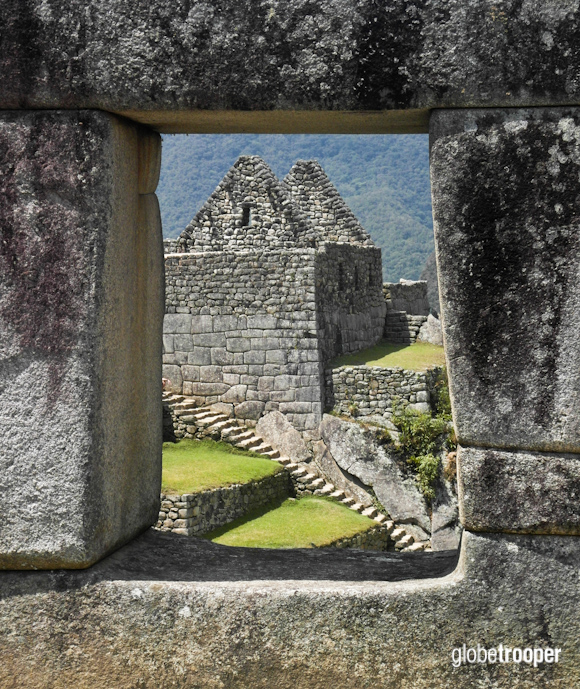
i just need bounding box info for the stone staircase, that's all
[163,392,430,552]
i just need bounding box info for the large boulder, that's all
[256,411,310,463]
[312,441,374,508]
[417,314,444,346]
[431,454,461,551]
[319,415,431,533]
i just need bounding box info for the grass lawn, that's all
[330,340,445,371]
[205,496,374,548]
[162,439,282,494]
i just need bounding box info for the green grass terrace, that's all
[162,438,282,494]
[204,496,375,549]
[330,340,445,371]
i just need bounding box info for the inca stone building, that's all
[3,2,580,687]
[163,155,386,431]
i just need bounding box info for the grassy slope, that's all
[162,439,282,494]
[205,496,374,548]
[330,341,445,371]
[157,134,433,282]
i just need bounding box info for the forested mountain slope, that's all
[158,134,433,281]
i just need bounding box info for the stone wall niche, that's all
[0,111,164,569]
[431,107,580,535]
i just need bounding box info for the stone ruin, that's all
[1,2,580,687]
[162,155,386,431]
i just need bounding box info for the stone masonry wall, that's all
[325,365,442,422]
[156,470,290,536]
[316,244,386,362]
[323,523,392,551]
[163,250,323,431]
[383,281,430,343]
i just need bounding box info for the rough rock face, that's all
[312,440,374,507]
[256,411,311,463]
[0,111,164,569]
[4,2,580,130]
[432,108,580,454]
[431,470,462,551]
[319,414,431,533]
[458,446,580,536]
[417,314,443,346]
[0,531,578,688]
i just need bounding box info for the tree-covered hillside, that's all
[158,134,433,281]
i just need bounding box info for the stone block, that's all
[235,401,265,420]
[221,385,247,404]
[163,313,191,334]
[200,366,223,383]
[458,446,580,535]
[227,338,251,353]
[432,108,580,454]
[162,334,174,354]
[213,315,238,332]
[247,315,277,329]
[211,347,234,366]
[244,350,266,365]
[0,111,163,569]
[191,315,213,334]
[173,334,194,352]
[162,365,182,391]
[266,350,286,364]
[190,383,230,396]
[193,333,226,348]
[181,366,200,382]
[188,348,211,366]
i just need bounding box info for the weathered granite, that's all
[256,411,311,463]
[0,531,578,688]
[432,107,580,454]
[458,446,580,536]
[319,414,431,532]
[0,111,164,569]
[417,314,444,346]
[312,439,374,507]
[5,2,580,133]
[431,470,462,552]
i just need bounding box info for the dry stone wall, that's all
[323,523,392,551]
[156,471,290,536]
[326,365,442,422]
[163,250,323,430]
[383,281,430,344]
[316,243,386,362]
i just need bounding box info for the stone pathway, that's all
[163,392,430,552]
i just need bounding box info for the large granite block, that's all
[458,446,580,535]
[4,2,580,132]
[432,108,580,453]
[0,111,164,569]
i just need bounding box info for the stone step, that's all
[172,401,198,411]
[260,449,281,459]
[291,467,307,478]
[297,472,318,484]
[175,407,212,418]
[164,395,185,404]
[317,483,334,495]
[227,429,254,442]
[252,443,274,454]
[309,478,325,489]
[330,490,345,500]
[197,414,229,427]
[390,527,408,542]
[236,436,263,450]
[350,502,365,513]
[362,506,378,519]
[220,426,245,438]
[285,463,300,471]
[211,420,238,433]
[404,541,430,552]
[341,497,355,507]
[395,534,414,549]
[276,457,292,466]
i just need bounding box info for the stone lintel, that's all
[458,446,580,536]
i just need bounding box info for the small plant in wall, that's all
[390,368,455,502]
[348,401,360,417]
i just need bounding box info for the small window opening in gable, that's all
[242,205,252,226]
